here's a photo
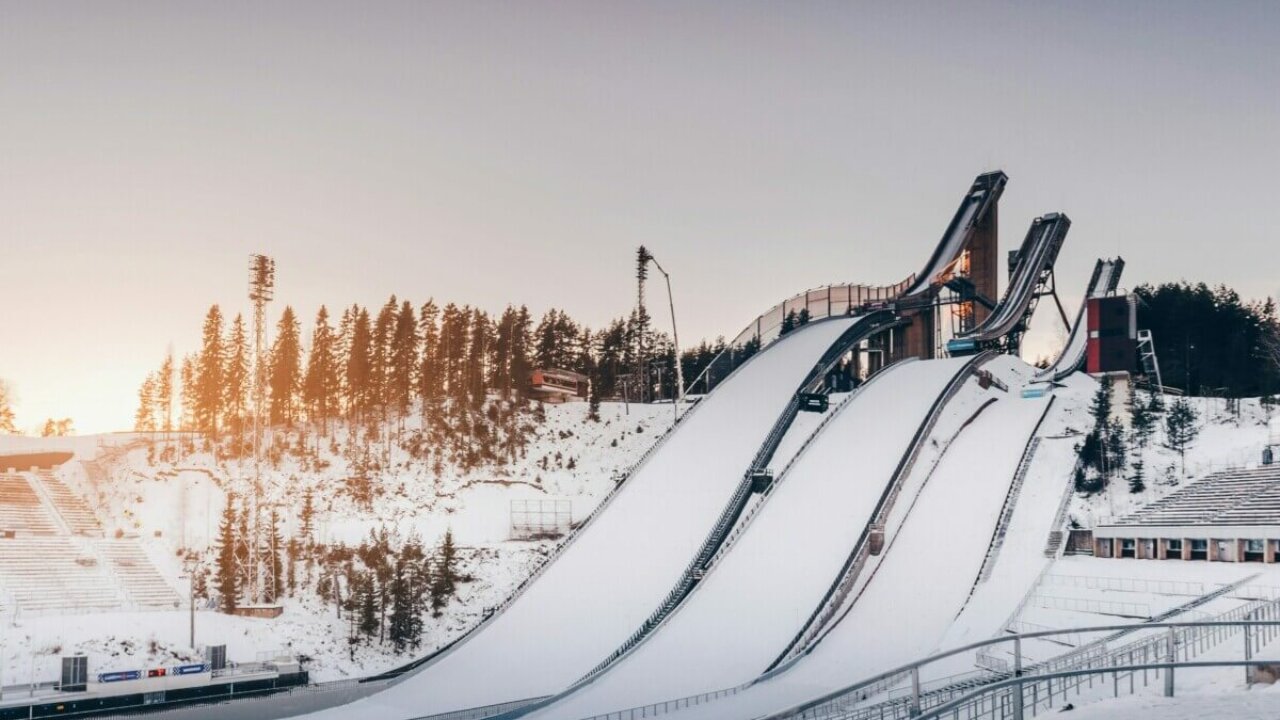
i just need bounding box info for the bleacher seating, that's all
[94,539,182,608]
[32,471,103,535]
[0,467,180,613]
[0,537,121,612]
[1116,467,1280,527]
[0,474,59,535]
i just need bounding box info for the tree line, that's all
[134,296,763,450]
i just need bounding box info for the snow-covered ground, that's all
[300,318,860,719]
[0,400,668,685]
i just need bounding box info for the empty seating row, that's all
[0,474,59,534]
[1118,467,1280,527]
[94,539,182,608]
[0,537,121,612]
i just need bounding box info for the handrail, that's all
[761,609,1280,720]
[682,281,914,397]
[766,352,996,671]
[809,574,1267,720]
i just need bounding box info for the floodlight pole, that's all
[645,253,683,425]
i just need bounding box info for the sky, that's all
[2,1,1278,434]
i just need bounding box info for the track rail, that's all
[765,352,997,672]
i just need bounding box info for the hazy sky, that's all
[3,1,1278,434]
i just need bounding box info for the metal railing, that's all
[765,605,1280,720]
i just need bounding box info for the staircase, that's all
[30,471,103,536]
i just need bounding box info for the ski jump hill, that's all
[287,172,1121,720]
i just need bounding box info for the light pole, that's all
[181,560,199,649]
[642,252,684,425]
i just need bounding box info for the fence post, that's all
[1164,627,1175,697]
[1245,612,1255,686]
[910,666,921,717]
[1013,636,1024,720]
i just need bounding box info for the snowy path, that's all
[529,359,972,719]
[667,367,1049,720]
[294,318,859,719]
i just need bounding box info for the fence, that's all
[763,596,1280,720]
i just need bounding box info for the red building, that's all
[1086,295,1136,374]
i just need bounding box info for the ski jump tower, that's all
[899,171,1006,359]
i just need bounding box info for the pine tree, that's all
[223,315,251,440]
[346,307,373,425]
[195,305,226,440]
[390,301,419,427]
[1165,398,1200,476]
[467,308,491,408]
[216,495,240,612]
[299,488,316,548]
[418,300,443,416]
[429,528,459,616]
[510,306,533,399]
[179,354,197,433]
[134,372,157,432]
[1129,457,1147,494]
[266,507,285,602]
[269,306,304,427]
[1130,390,1157,451]
[157,352,175,437]
[304,306,340,436]
[0,380,16,435]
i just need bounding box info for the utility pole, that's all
[248,254,275,603]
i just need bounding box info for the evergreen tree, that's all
[467,308,491,408]
[299,488,316,548]
[269,306,304,427]
[510,306,533,398]
[215,495,239,612]
[417,300,443,414]
[304,306,340,436]
[0,380,16,435]
[195,305,226,439]
[179,354,197,433]
[134,372,157,432]
[157,352,175,436]
[223,314,251,440]
[346,307,373,424]
[1130,390,1157,451]
[388,537,427,651]
[1129,457,1147,494]
[266,507,285,602]
[1165,398,1200,476]
[390,300,419,427]
[429,529,459,617]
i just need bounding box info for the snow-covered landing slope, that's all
[529,358,974,719]
[296,318,860,720]
[664,358,1049,720]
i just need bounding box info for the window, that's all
[1247,539,1265,553]
[1167,539,1183,552]
[1191,539,1208,551]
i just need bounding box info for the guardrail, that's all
[769,592,1280,720]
